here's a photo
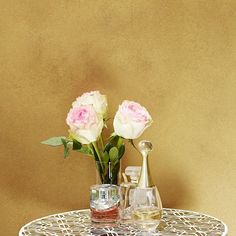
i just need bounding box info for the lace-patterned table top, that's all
[19,208,228,236]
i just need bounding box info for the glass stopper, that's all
[138,140,153,155]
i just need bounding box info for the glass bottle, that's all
[119,166,141,221]
[131,140,163,232]
[90,184,120,223]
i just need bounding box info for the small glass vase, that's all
[90,161,121,223]
[95,160,121,185]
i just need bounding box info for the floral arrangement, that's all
[42,91,152,184]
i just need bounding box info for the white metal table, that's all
[19,208,228,235]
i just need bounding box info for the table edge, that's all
[19,208,228,236]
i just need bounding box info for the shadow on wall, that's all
[71,47,118,94]
[33,43,118,98]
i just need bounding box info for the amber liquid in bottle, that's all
[90,184,120,223]
[91,205,119,222]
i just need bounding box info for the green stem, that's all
[130,139,139,152]
[88,143,95,159]
[99,135,105,150]
[92,141,104,171]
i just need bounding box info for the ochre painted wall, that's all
[0,1,235,235]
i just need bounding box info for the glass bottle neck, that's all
[138,153,154,188]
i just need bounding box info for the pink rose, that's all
[66,105,103,144]
[72,91,108,118]
[113,100,152,139]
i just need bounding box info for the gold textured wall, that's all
[0,1,235,235]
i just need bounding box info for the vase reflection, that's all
[95,160,121,185]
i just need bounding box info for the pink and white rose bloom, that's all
[66,105,103,144]
[72,91,108,118]
[113,100,152,139]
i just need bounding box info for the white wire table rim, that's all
[19,208,228,236]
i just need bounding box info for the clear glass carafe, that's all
[132,186,162,231]
[119,166,141,221]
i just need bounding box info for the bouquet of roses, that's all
[42,91,152,184]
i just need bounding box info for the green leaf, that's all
[41,136,66,146]
[109,147,119,162]
[118,144,125,159]
[75,146,93,157]
[61,138,69,158]
[103,151,110,163]
[72,140,82,150]
[109,135,119,146]
[111,161,120,184]
[104,143,112,153]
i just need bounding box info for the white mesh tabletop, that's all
[19,208,228,236]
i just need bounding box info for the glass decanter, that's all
[131,140,163,232]
[119,166,141,221]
